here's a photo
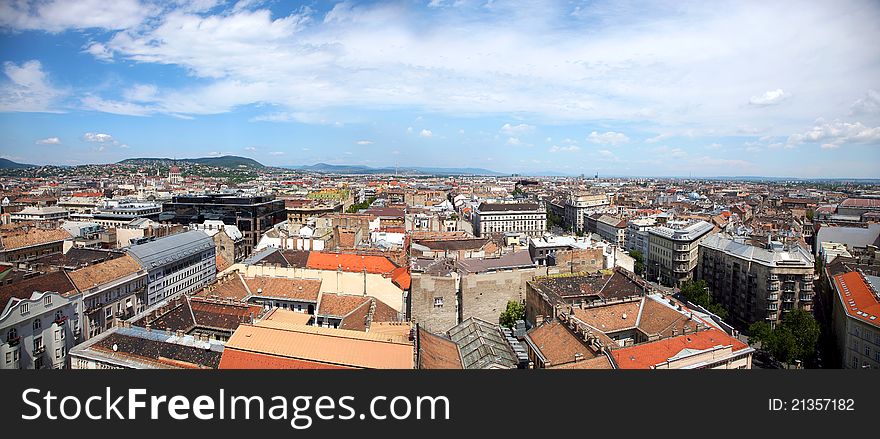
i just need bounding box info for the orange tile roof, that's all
[318,293,370,317]
[222,323,414,369]
[417,327,462,369]
[834,271,880,327]
[68,254,143,291]
[262,308,313,326]
[391,266,411,290]
[195,273,250,300]
[547,355,614,369]
[527,320,598,366]
[612,329,749,369]
[0,228,70,250]
[571,301,641,333]
[245,277,321,302]
[306,252,398,274]
[219,349,353,369]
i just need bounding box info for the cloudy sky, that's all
[1,0,879,177]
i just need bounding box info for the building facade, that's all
[126,230,217,307]
[473,202,546,237]
[161,194,286,257]
[1,272,79,370]
[697,234,814,328]
[648,220,714,287]
[564,193,609,233]
[831,271,880,369]
[68,254,149,340]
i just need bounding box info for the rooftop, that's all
[220,322,414,369]
[126,230,214,269]
[833,271,880,328]
[67,254,144,292]
[611,328,750,369]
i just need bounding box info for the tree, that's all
[748,321,772,346]
[630,250,645,276]
[680,279,729,319]
[781,308,820,362]
[499,300,525,328]
[749,309,820,367]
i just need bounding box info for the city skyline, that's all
[2,0,880,178]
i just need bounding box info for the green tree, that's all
[630,250,645,276]
[499,300,525,328]
[680,279,729,319]
[748,321,772,346]
[680,279,711,307]
[766,326,799,365]
[781,308,820,362]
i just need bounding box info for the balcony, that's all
[674,254,690,262]
[768,284,779,291]
[54,315,68,325]
[783,296,795,303]
[767,294,778,301]
[766,313,777,321]
[768,275,779,282]
[6,336,20,347]
[767,304,778,311]
[800,295,813,302]
[32,346,45,356]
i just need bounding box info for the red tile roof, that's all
[306,252,397,274]
[833,271,880,327]
[611,329,749,369]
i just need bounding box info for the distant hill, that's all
[118,155,264,169]
[0,158,37,169]
[284,163,504,176]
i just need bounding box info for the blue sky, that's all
[1,0,879,177]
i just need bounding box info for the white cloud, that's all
[787,120,880,149]
[84,42,114,61]
[507,137,522,146]
[749,88,788,106]
[5,0,880,144]
[0,0,156,32]
[244,146,257,151]
[548,145,580,153]
[83,133,115,143]
[500,123,535,135]
[36,137,60,145]
[596,149,616,159]
[82,95,153,116]
[123,84,159,102]
[653,145,688,158]
[268,151,285,156]
[0,60,64,113]
[355,140,373,145]
[850,89,880,115]
[419,129,433,138]
[587,131,629,146]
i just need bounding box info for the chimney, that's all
[535,315,545,326]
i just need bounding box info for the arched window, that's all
[7,328,17,341]
[33,319,41,331]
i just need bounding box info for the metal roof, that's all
[126,230,214,269]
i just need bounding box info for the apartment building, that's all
[473,202,546,237]
[1,272,79,369]
[564,193,609,233]
[162,194,285,257]
[127,230,217,307]
[697,234,815,328]
[831,271,880,369]
[67,254,148,340]
[625,217,656,257]
[647,220,714,287]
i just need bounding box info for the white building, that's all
[126,230,216,307]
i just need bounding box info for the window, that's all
[20,303,29,315]
[54,330,60,341]
[44,296,51,306]
[55,348,61,359]
[33,319,41,331]
[433,297,444,308]
[5,351,10,364]
[105,307,112,319]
